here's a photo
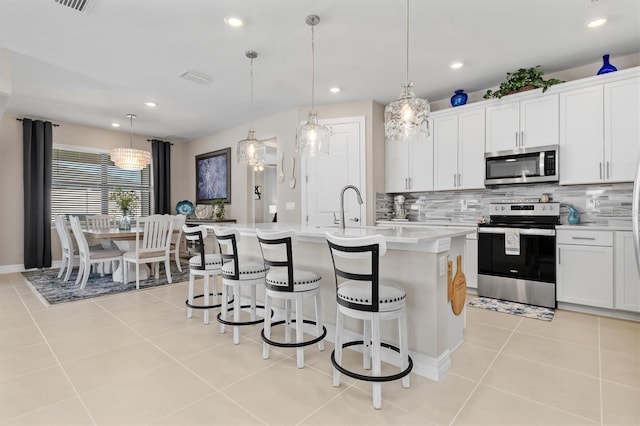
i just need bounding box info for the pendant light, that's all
[384,0,430,142]
[110,114,152,171]
[237,50,266,166]
[296,15,330,157]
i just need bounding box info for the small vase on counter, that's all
[450,89,468,107]
[119,210,131,230]
[597,54,617,75]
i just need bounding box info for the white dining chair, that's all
[169,214,187,272]
[53,215,77,282]
[69,216,125,289]
[85,214,117,230]
[123,214,175,289]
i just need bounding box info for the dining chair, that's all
[123,214,175,289]
[169,214,187,272]
[53,215,77,282]
[69,216,125,289]
[85,214,117,230]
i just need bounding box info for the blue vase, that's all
[597,54,617,75]
[450,89,468,107]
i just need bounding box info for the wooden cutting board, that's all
[451,255,467,315]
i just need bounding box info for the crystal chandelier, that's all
[110,114,151,171]
[384,0,430,142]
[237,50,266,165]
[296,15,330,157]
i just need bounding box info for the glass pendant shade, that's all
[384,82,430,142]
[296,111,330,157]
[110,114,151,171]
[237,128,265,165]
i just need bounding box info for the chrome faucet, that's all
[339,185,363,231]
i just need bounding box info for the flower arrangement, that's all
[109,188,139,214]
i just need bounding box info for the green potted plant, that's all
[211,199,225,220]
[109,188,139,230]
[484,66,563,99]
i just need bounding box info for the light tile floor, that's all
[1,272,639,425]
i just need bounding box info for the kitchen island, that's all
[203,223,474,380]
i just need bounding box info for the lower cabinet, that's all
[465,232,478,289]
[556,229,614,309]
[614,231,640,312]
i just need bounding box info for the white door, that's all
[303,117,365,227]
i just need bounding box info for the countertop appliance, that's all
[485,145,558,186]
[478,200,560,308]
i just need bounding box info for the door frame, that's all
[300,115,367,226]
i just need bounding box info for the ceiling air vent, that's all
[54,0,91,13]
[179,71,212,85]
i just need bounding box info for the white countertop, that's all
[377,220,479,228]
[556,224,633,231]
[205,222,474,245]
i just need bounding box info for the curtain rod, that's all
[147,139,174,145]
[16,118,60,127]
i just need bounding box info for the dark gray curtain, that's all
[23,119,53,269]
[152,139,171,214]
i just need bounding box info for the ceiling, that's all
[0,0,638,141]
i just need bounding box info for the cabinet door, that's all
[559,85,604,185]
[614,231,640,312]
[485,101,519,152]
[409,123,434,192]
[604,77,640,183]
[556,244,614,308]
[465,237,478,289]
[520,95,559,149]
[458,109,486,190]
[433,114,459,191]
[385,139,410,193]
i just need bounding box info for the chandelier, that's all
[296,15,330,157]
[237,50,266,166]
[110,114,151,171]
[384,0,430,142]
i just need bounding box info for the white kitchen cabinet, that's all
[433,108,485,191]
[485,94,559,152]
[465,233,478,289]
[560,75,639,185]
[614,231,640,312]
[556,229,614,308]
[384,121,434,192]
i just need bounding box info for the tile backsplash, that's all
[377,182,634,226]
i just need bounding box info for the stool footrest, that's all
[331,340,413,383]
[216,305,274,326]
[261,319,327,348]
[185,293,233,310]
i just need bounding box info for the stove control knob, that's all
[501,206,506,211]
[542,205,547,211]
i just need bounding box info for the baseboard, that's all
[0,261,62,275]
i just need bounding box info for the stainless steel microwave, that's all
[485,145,559,186]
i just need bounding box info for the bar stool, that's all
[256,229,326,368]
[182,225,227,324]
[326,233,412,410]
[213,226,270,345]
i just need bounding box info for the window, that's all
[51,146,151,218]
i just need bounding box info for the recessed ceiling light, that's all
[224,16,243,27]
[329,87,341,93]
[144,101,157,107]
[586,16,608,28]
[111,123,120,127]
[449,61,464,70]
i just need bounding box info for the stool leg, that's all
[314,290,324,351]
[250,284,257,322]
[333,309,343,387]
[363,319,371,370]
[263,290,272,360]
[213,273,220,306]
[220,282,228,334]
[187,272,195,318]
[203,274,210,325]
[295,293,304,368]
[399,308,410,389]
[372,314,382,409]
[285,299,292,343]
[233,283,241,344]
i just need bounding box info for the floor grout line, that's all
[597,316,604,426]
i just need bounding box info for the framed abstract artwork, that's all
[195,147,231,204]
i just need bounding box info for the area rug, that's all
[22,264,189,305]
[467,297,555,321]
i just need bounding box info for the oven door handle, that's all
[478,227,556,236]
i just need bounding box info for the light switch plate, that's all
[285,202,295,210]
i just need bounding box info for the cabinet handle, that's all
[558,249,561,264]
[458,173,461,188]
[405,178,408,190]
[453,174,456,187]
[408,177,412,189]
[606,161,610,179]
[515,132,518,148]
[571,236,596,240]
[599,162,603,180]
[520,131,524,147]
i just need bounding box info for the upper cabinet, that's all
[560,73,639,185]
[433,108,485,191]
[384,119,434,193]
[485,94,559,153]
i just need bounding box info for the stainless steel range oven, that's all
[477,201,560,308]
